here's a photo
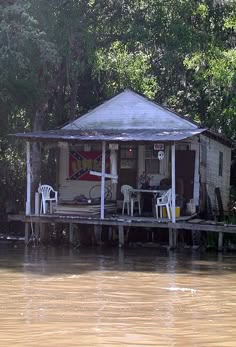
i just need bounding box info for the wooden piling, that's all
[8,213,236,251]
[218,231,223,252]
[69,223,74,244]
[169,228,177,249]
[94,225,102,245]
[24,222,29,245]
[118,225,124,247]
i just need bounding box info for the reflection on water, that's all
[0,245,236,346]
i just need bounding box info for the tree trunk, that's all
[31,103,48,209]
[54,62,67,125]
[69,69,79,120]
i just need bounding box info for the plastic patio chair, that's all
[121,185,141,216]
[155,188,172,219]
[38,184,58,214]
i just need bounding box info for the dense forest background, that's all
[0,0,235,214]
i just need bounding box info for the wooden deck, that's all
[8,211,193,227]
[8,210,236,251]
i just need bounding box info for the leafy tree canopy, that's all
[0,0,235,211]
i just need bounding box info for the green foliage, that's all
[0,141,26,213]
[184,48,236,138]
[95,41,158,98]
[0,0,235,213]
[0,0,60,134]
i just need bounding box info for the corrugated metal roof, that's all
[13,128,207,142]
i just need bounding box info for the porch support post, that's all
[26,141,31,215]
[100,141,106,219]
[171,143,176,223]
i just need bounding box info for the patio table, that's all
[130,188,167,217]
[130,188,166,197]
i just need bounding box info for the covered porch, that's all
[24,135,202,223]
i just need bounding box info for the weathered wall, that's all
[59,143,169,202]
[200,134,231,213]
[58,136,231,216]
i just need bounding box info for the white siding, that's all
[200,134,231,212]
[190,138,200,207]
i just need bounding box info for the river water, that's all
[0,244,236,346]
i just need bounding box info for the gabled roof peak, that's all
[63,89,198,131]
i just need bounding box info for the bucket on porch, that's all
[162,206,180,218]
[186,199,196,215]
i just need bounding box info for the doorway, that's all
[117,144,138,199]
[175,150,195,201]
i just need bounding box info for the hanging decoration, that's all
[158,151,165,160]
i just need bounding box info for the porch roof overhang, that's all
[13,128,207,143]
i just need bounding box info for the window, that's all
[145,145,160,174]
[219,151,223,176]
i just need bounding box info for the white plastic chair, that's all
[155,188,172,219]
[38,184,58,214]
[121,185,141,216]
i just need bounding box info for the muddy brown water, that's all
[0,244,236,346]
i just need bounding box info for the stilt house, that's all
[15,89,232,224]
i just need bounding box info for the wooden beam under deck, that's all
[8,213,236,234]
[8,213,236,251]
[8,213,172,228]
[168,221,236,234]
